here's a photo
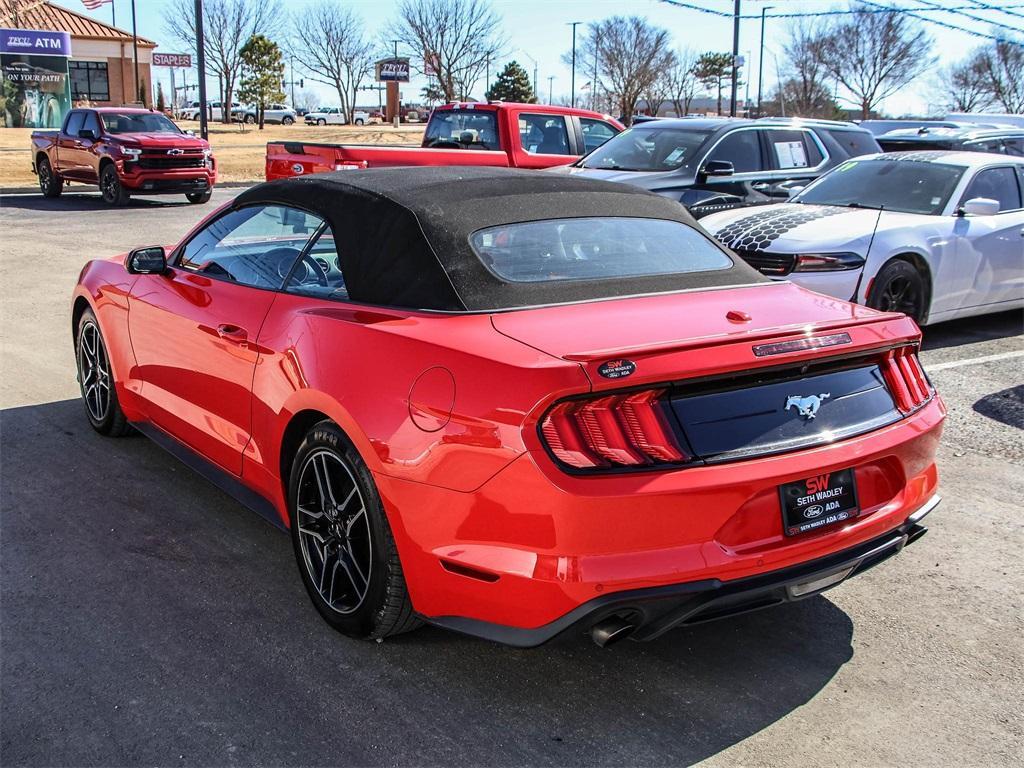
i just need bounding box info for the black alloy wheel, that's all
[99,165,130,206]
[76,309,131,436]
[37,156,62,198]
[289,421,420,640]
[868,260,926,322]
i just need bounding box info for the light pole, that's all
[757,6,773,117]
[519,50,539,102]
[548,76,555,105]
[568,21,582,108]
[729,0,741,117]
[194,0,208,140]
[744,49,751,115]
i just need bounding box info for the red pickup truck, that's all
[32,107,217,206]
[265,102,622,181]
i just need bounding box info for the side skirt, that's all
[132,421,287,531]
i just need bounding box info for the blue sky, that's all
[51,0,1023,116]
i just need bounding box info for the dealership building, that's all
[1,0,155,128]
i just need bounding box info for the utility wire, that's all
[911,0,1024,33]
[859,0,1024,44]
[660,1,1024,44]
[967,0,1024,22]
[660,0,1024,18]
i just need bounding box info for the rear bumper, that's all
[427,494,939,647]
[377,395,944,634]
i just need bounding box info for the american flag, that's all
[81,0,113,9]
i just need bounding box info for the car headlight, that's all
[202,148,213,158]
[793,252,865,272]
[120,146,142,161]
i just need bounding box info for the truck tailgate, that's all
[266,142,510,180]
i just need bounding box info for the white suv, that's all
[233,103,297,125]
[304,107,370,126]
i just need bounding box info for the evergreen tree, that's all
[485,61,536,103]
[156,81,166,112]
[237,34,286,130]
[693,52,733,115]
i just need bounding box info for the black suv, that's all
[876,126,1024,156]
[551,117,881,218]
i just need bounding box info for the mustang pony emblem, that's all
[785,393,831,420]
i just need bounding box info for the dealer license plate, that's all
[779,468,859,536]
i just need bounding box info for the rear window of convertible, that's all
[469,217,733,283]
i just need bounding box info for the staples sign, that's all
[153,52,192,68]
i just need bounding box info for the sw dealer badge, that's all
[598,359,636,379]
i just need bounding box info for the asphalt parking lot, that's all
[1,189,1022,767]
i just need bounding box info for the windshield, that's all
[101,112,181,134]
[470,217,733,283]
[794,159,966,215]
[578,126,715,172]
[424,109,499,150]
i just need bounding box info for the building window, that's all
[69,61,109,101]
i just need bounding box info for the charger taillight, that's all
[540,389,687,470]
[882,346,932,413]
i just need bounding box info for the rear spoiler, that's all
[560,315,904,363]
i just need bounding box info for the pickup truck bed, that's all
[266,102,622,181]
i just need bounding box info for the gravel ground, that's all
[1,189,1021,767]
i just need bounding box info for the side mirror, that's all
[699,159,734,178]
[184,129,196,136]
[958,197,1000,217]
[78,128,97,140]
[126,246,167,274]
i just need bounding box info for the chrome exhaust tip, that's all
[591,616,637,648]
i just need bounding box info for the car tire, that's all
[868,259,927,323]
[288,421,421,641]
[99,164,130,206]
[354,118,365,126]
[244,114,255,124]
[37,156,62,198]
[282,116,294,125]
[317,118,326,126]
[186,190,212,204]
[76,308,131,437]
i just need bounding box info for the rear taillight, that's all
[540,389,688,471]
[881,346,933,413]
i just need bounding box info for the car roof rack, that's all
[756,116,859,128]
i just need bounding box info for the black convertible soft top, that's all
[235,166,765,311]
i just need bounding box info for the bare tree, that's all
[769,78,836,118]
[815,3,933,119]
[941,50,994,113]
[163,0,280,122]
[294,90,320,113]
[975,39,1024,113]
[666,49,699,117]
[388,0,504,101]
[782,20,835,118]
[641,50,676,116]
[575,17,674,125]
[291,2,375,123]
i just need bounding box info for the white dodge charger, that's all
[701,151,1023,325]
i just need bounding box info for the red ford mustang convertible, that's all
[72,168,944,647]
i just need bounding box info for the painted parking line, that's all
[925,349,1024,372]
